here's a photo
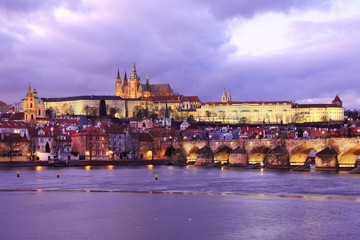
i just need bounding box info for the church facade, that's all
[23,84,46,124]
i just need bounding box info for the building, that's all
[115,62,174,98]
[196,90,344,124]
[197,101,292,124]
[23,84,46,124]
[71,126,109,160]
[0,101,8,114]
[43,95,125,117]
[291,95,344,123]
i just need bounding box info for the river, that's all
[0,166,360,239]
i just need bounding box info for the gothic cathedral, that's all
[115,62,174,98]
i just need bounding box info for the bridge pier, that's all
[229,147,248,167]
[315,148,338,170]
[195,146,214,166]
[266,146,290,168]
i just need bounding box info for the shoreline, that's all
[0,159,172,168]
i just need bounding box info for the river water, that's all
[1,166,360,239]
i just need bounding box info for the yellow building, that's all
[197,92,344,124]
[23,84,46,124]
[291,95,344,123]
[197,101,292,124]
[43,96,126,117]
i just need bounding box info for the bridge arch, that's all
[187,146,200,163]
[289,144,323,166]
[249,146,271,164]
[338,147,360,168]
[163,146,176,158]
[214,145,233,164]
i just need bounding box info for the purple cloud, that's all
[0,0,359,111]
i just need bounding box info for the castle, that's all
[115,62,174,98]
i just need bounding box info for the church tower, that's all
[115,69,123,97]
[221,89,227,102]
[129,62,140,98]
[227,89,231,102]
[24,84,36,123]
[332,95,342,107]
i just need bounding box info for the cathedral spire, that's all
[26,82,32,97]
[117,69,121,80]
[33,85,38,98]
[227,89,231,102]
[131,62,137,79]
[115,69,123,96]
[123,71,128,86]
[146,72,149,87]
[221,88,227,102]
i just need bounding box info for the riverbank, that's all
[0,159,172,168]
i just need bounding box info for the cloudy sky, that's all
[1,0,360,109]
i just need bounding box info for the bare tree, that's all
[108,133,124,161]
[4,133,14,162]
[126,132,139,160]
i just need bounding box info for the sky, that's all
[1,0,360,109]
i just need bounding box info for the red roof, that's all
[9,112,24,121]
[0,120,28,128]
[293,104,340,108]
[150,95,183,102]
[332,95,342,102]
[182,96,201,102]
[204,101,292,106]
[72,126,108,137]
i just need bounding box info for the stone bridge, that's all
[160,138,360,169]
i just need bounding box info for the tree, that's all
[133,106,148,119]
[4,133,15,163]
[45,142,51,153]
[205,111,211,121]
[45,107,54,119]
[108,133,124,161]
[29,136,37,161]
[126,132,139,160]
[99,100,107,117]
[108,106,119,118]
[83,105,91,116]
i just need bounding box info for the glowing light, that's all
[147,165,153,170]
[35,166,43,171]
[107,165,114,170]
[85,151,90,156]
[85,166,91,171]
[109,150,113,155]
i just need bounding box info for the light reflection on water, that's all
[0,166,359,197]
[1,166,360,240]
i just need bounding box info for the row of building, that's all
[17,62,344,125]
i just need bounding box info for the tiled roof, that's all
[182,96,201,102]
[0,120,28,128]
[9,112,24,121]
[332,95,342,102]
[204,101,292,106]
[72,126,108,137]
[292,104,341,108]
[149,95,183,102]
[141,84,172,92]
[42,95,124,102]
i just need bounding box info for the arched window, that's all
[38,109,41,115]
[30,103,33,108]
[31,115,34,120]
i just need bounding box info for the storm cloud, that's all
[1,0,359,109]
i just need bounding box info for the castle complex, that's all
[20,63,345,124]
